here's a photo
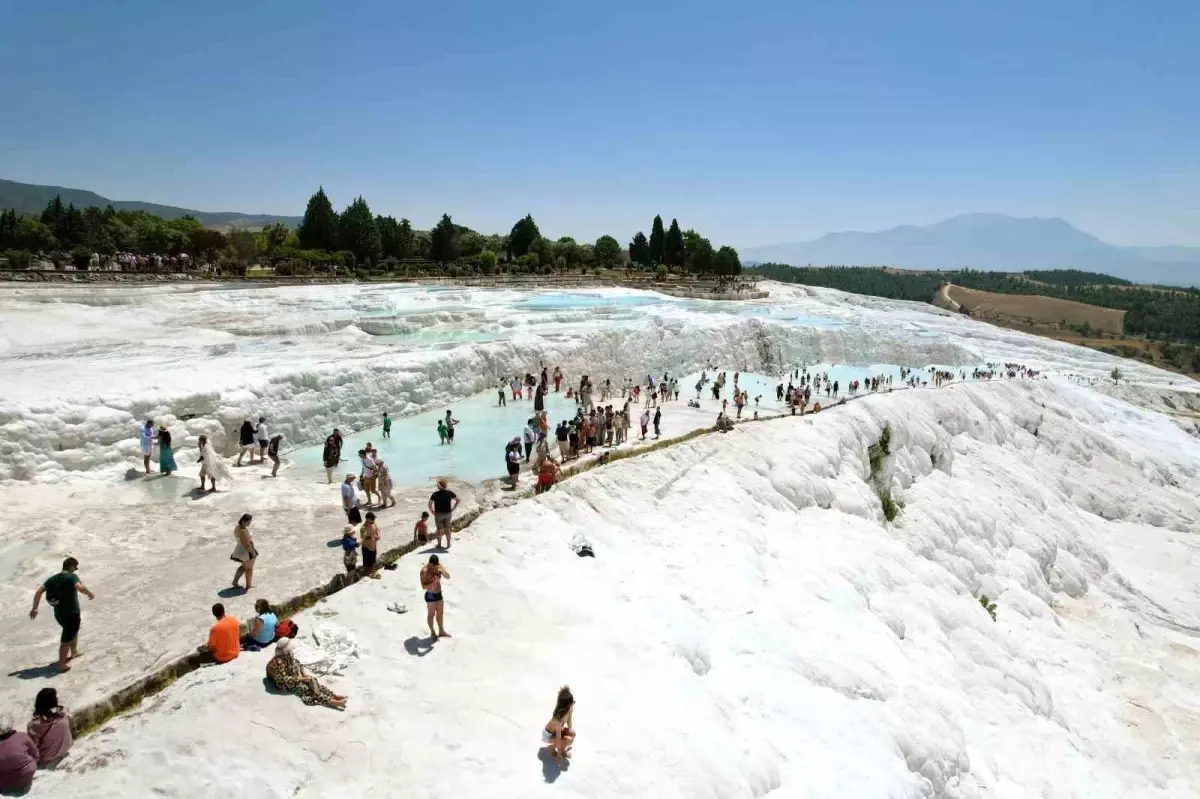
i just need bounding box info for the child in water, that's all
[437,419,448,445]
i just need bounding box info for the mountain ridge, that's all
[743,213,1200,287]
[0,178,300,231]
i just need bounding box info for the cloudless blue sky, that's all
[1,0,1197,246]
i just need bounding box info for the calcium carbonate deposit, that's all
[1,281,1198,798]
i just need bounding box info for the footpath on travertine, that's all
[0,394,769,719]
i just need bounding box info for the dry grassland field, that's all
[946,284,1126,334]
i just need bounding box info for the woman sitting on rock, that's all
[265,638,346,710]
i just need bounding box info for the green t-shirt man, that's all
[44,571,81,615]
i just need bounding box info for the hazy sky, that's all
[1,0,1197,247]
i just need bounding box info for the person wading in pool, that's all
[444,410,458,443]
[420,555,450,638]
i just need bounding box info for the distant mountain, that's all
[0,178,300,231]
[743,213,1200,287]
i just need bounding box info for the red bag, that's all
[274,619,298,639]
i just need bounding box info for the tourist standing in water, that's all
[428,479,458,549]
[157,425,177,476]
[267,434,283,477]
[437,419,449,445]
[639,409,650,440]
[420,555,450,638]
[653,406,662,438]
[497,380,507,407]
[140,420,155,474]
[523,419,537,462]
[322,433,339,484]
[553,366,563,392]
[358,449,379,507]
[382,412,392,439]
[444,410,458,443]
[29,557,93,674]
[255,418,270,463]
[230,513,258,591]
[376,458,395,508]
[236,420,256,466]
[197,434,232,492]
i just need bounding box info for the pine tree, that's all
[429,214,460,263]
[664,218,685,267]
[649,215,665,264]
[297,187,339,252]
[337,196,382,265]
[629,232,650,267]
[508,214,541,258]
[396,219,415,258]
[594,235,621,267]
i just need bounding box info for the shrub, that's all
[354,269,369,281]
[978,595,997,621]
[71,246,93,269]
[4,250,31,269]
[1110,367,1122,384]
[868,425,891,478]
[879,489,900,522]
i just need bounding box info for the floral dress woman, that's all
[157,426,177,475]
[265,639,345,710]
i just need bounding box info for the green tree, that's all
[227,229,258,263]
[553,237,581,267]
[594,235,621,267]
[664,218,685,267]
[376,215,401,258]
[189,228,228,259]
[649,215,665,264]
[532,236,554,267]
[508,214,541,258]
[476,250,498,273]
[0,210,18,250]
[396,218,415,258]
[262,222,292,256]
[297,187,339,251]
[683,229,714,275]
[629,231,650,267]
[429,214,460,263]
[459,229,486,258]
[16,218,56,252]
[714,245,741,277]
[338,196,382,265]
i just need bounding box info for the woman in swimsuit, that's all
[542,686,576,765]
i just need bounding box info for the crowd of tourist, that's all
[11,354,1063,791]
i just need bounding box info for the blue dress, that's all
[158,431,177,473]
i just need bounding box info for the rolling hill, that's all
[743,213,1200,287]
[0,178,300,231]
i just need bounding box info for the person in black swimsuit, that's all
[420,555,450,638]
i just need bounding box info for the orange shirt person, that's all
[208,603,240,663]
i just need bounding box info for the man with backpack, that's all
[29,558,95,673]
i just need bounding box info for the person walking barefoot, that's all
[230,514,258,591]
[29,557,94,673]
[420,555,450,638]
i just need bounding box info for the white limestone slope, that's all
[35,379,1200,798]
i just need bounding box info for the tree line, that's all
[750,264,1200,342]
[1,188,742,279]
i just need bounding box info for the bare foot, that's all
[438,631,451,638]
[69,652,83,661]
[58,664,71,673]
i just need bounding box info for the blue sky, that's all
[1,0,1197,246]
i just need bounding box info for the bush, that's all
[978,595,997,621]
[354,269,369,281]
[71,246,93,269]
[879,489,900,522]
[3,250,31,269]
[868,425,891,478]
[655,264,668,280]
